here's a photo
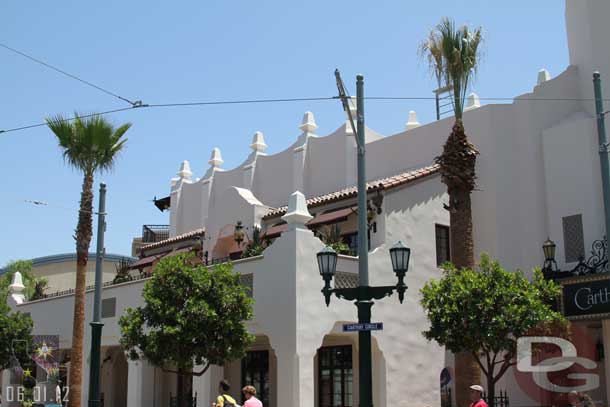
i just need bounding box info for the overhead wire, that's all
[2,95,610,135]
[0,42,140,106]
[0,107,137,134]
[21,199,99,215]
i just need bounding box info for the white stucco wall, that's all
[542,113,604,270]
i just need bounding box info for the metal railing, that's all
[29,271,254,302]
[27,273,151,302]
[434,85,454,121]
[484,390,510,407]
[142,224,170,243]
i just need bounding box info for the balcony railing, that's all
[142,225,170,243]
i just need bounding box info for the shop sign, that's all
[562,277,610,318]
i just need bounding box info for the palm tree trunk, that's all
[437,119,481,407]
[449,188,475,270]
[451,191,481,407]
[68,170,94,407]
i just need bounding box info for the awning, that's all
[307,206,357,228]
[264,223,288,238]
[129,254,162,269]
[153,196,171,212]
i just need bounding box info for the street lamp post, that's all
[317,73,411,407]
[88,183,106,407]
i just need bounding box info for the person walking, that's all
[213,380,239,407]
[242,386,263,407]
[468,385,489,407]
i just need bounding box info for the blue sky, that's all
[0,1,568,265]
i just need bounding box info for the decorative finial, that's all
[405,110,420,130]
[177,160,193,179]
[250,131,268,153]
[9,271,25,304]
[464,93,481,111]
[282,191,313,228]
[299,111,318,133]
[9,272,24,293]
[537,69,551,85]
[208,147,224,168]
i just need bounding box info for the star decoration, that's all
[23,368,32,377]
[36,341,54,361]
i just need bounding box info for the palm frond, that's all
[420,17,483,119]
[419,29,444,89]
[45,113,131,174]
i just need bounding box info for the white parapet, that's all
[405,110,420,130]
[282,191,313,228]
[177,160,193,180]
[464,93,481,112]
[208,147,224,168]
[9,271,25,304]
[300,111,318,133]
[250,131,268,153]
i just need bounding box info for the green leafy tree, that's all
[0,260,37,300]
[119,253,254,407]
[46,113,130,407]
[0,298,33,372]
[420,18,484,405]
[420,255,567,404]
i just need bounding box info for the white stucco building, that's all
[4,1,610,407]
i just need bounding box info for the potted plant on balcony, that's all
[113,258,134,284]
[319,224,350,255]
[241,226,269,259]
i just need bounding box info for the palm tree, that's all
[46,113,130,407]
[421,17,483,407]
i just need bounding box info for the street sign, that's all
[342,322,383,332]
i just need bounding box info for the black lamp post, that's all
[316,241,410,407]
[318,71,411,407]
[542,238,558,273]
[234,221,245,246]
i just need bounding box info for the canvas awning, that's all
[307,206,357,228]
[129,254,162,269]
[264,223,289,238]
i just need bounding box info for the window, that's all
[343,233,358,256]
[435,225,450,266]
[242,351,270,407]
[101,298,116,318]
[341,232,371,256]
[318,345,353,407]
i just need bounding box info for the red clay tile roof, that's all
[140,228,205,252]
[263,164,440,219]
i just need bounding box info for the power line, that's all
[0,42,140,106]
[22,199,98,215]
[147,96,336,108]
[367,96,610,102]
[3,94,610,135]
[0,107,137,134]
